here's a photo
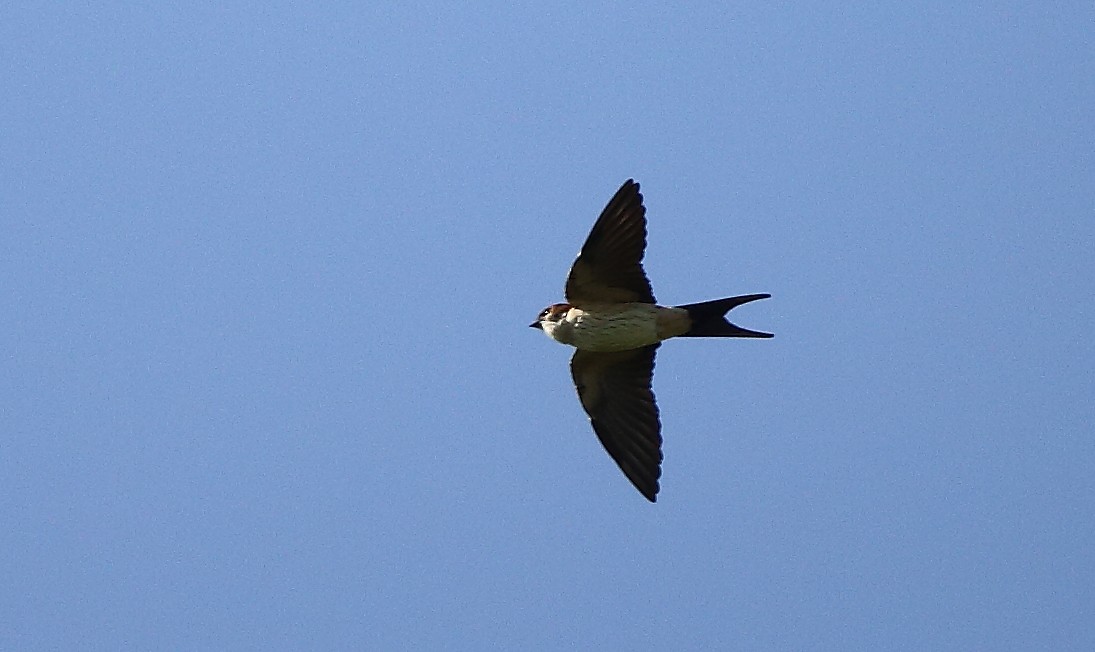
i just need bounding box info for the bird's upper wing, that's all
[570,344,662,502]
[565,179,656,304]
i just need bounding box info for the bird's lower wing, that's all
[570,345,662,502]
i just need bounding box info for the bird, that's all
[530,179,772,502]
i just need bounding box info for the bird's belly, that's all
[561,306,661,352]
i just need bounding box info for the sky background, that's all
[3,3,1094,650]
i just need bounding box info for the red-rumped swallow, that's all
[530,179,772,502]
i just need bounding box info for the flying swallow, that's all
[530,179,772,502]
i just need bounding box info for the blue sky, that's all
[3,3,1093,650]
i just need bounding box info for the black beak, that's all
[529,321,542,329]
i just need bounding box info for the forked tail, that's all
[676,294,773,338]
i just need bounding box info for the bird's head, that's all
[529,303,571,336]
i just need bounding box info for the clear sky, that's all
[3,3,1093,650]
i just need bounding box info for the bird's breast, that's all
[552,304,665,352]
